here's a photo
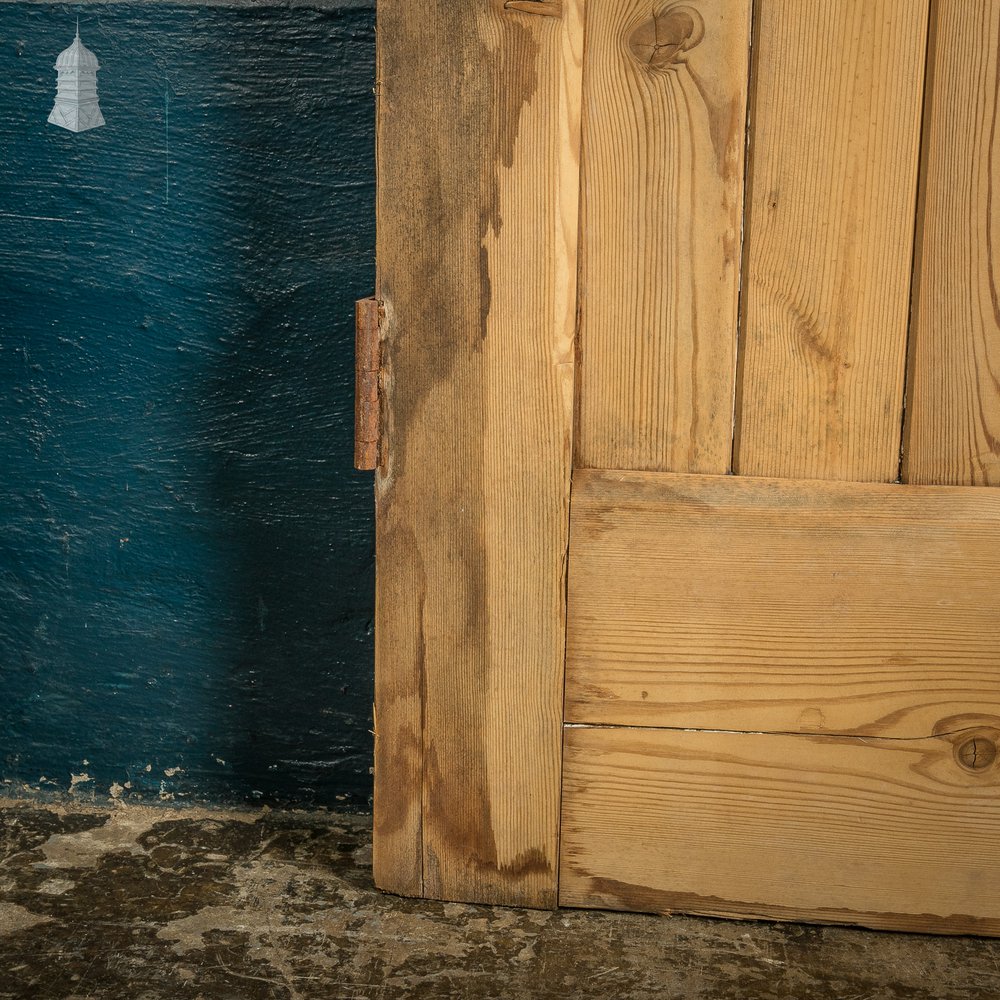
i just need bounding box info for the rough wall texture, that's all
[0,2,376,809]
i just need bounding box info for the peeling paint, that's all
[157,905,254,955]
[36,878,75,896]
[39,810,158,868]
[0,901,53,937]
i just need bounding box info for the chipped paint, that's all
[0,901,53,936]
[36,879,75,896]
[39,809,158,868]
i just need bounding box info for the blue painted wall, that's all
[0,2,376,809]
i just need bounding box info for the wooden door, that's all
[369,0,1000,934]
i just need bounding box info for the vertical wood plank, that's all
[574,0,751,473]
[734,0,929,482]
[373,0,584,907]
[903,0,1000,486]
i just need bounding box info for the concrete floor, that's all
[0,799,998,999]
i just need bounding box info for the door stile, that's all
[373,0,586,908]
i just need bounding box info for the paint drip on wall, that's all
[48,22,105,133]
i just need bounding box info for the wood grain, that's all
[903,0,1000,486]
[734,0,929,482]
[561,724,1000,935]
[574,0,751,473]
[372,0,584,906]
[565,469,1000,736]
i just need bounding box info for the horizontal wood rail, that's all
[566,469,1000,737]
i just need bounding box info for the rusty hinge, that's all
[355,296,383,472]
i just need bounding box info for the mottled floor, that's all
[0,800,998,1000]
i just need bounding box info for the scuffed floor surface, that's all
[1,801,998,1000]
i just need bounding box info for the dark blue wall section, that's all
[0,2,376,808]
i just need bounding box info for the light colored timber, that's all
[373,0,584,906]
[734,0,929,482]
[904,0,1000,486]
[574,0,751,473]
[565,469,1000,736]
[560,724,1000,935]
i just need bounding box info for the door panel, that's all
[904,0,1000,486]
[733,0,930,482]
[373,0,1000,935]
[574,0,751,473]
[565,470,1000,735]
[561,724,1000,935]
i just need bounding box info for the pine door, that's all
[369,0,1000,934]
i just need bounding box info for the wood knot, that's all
[956,736,998,772]
[628,4,705,72]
